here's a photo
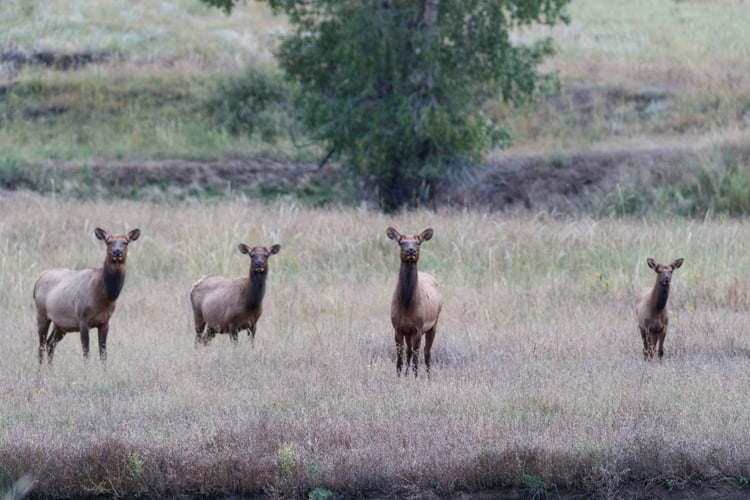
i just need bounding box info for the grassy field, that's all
[3,1,750,498]
[2,194,750,498]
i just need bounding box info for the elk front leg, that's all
[639,326,650,360]
[98,323,109,363]
[395,331,405,376]
[80,321,91,360]
[411,335,423,377]
[656,332,666,358]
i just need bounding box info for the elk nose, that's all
[113,249,123,258]
[406,248,417,257]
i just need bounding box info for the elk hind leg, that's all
[46,326,65,364]
[424,326,437,377]
[37,316,51,364]
[193,313,208,347]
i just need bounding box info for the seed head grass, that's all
[2,194,750,497]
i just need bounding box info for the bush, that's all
[207,68,294,144]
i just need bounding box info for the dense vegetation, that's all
[0,0,749,215]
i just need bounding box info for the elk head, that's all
[95,227,141,265]
[647,257,684,286]
[239,244,281,274]
[386,227,434,264]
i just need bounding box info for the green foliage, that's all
[277,443,297,478]
[206,68,293,143]
[599,158,750,218]
[204,0,570,211]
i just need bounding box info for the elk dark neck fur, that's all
[246,271,267,311]
[652,281,670,311]
[397,261,419,309]
[102,261,126,302]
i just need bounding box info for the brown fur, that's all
[33,227,141,364]
[386,227,443,377]
[636,257,684,359]
[190,243,281,346]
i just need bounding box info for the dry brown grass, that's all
[2,194,750,498]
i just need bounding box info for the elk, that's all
[190,243,281,346]
[33,227,141,364]
[386,227,443,377]
[636,257,684,359]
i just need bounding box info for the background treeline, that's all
[0,0,749,215]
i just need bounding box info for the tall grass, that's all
[2,195,750,497]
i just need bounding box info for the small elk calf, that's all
[386,227,443,377]
[33,227,141,364]
[190,243,281,346]
[636,257,684,359]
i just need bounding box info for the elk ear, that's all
[646,258,657,271]
[386,227,401,241]
[238,244,250,255]
[127,228,141,242]
[671,258,684,269]
[269,244,281,255]
[419,228,434,242]
[94,227,109,241]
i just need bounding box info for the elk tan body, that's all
[636,257,684,359]
[386,227,443,377]
[33,227,141,364]
[190,243,281,345]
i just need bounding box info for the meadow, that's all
[3,0,750,498]
[2,194,750,498]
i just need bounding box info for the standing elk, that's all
[636,257,684,359]
[190,243,281,346]
[386,227,443,377]
[33,227,141,364]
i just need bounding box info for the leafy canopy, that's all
[202,0,570,211]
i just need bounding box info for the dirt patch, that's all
[9,141,750,211]
[0,49,115,72]
[437,147,684,212]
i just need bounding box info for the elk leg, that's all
[249,324,256,345]
[424,327,436,378]
[395,332,405,376]
[405,336,416,376]
[98,324,109,363]
[37,317,51,364]
[46,326,65,364]
[193,314,207,347]
[80,321,90,360]
[639,326,649,360]
[230,329,239,346]
[657,332,666,358]
[412,335,423,377]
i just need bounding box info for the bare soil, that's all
[33,141,750,212]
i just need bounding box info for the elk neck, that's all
[246,270,267,311]
[651,280,670,311]
[397,261,419,309]
[101,260,126,302]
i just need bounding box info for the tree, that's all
[202,0,570,211]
